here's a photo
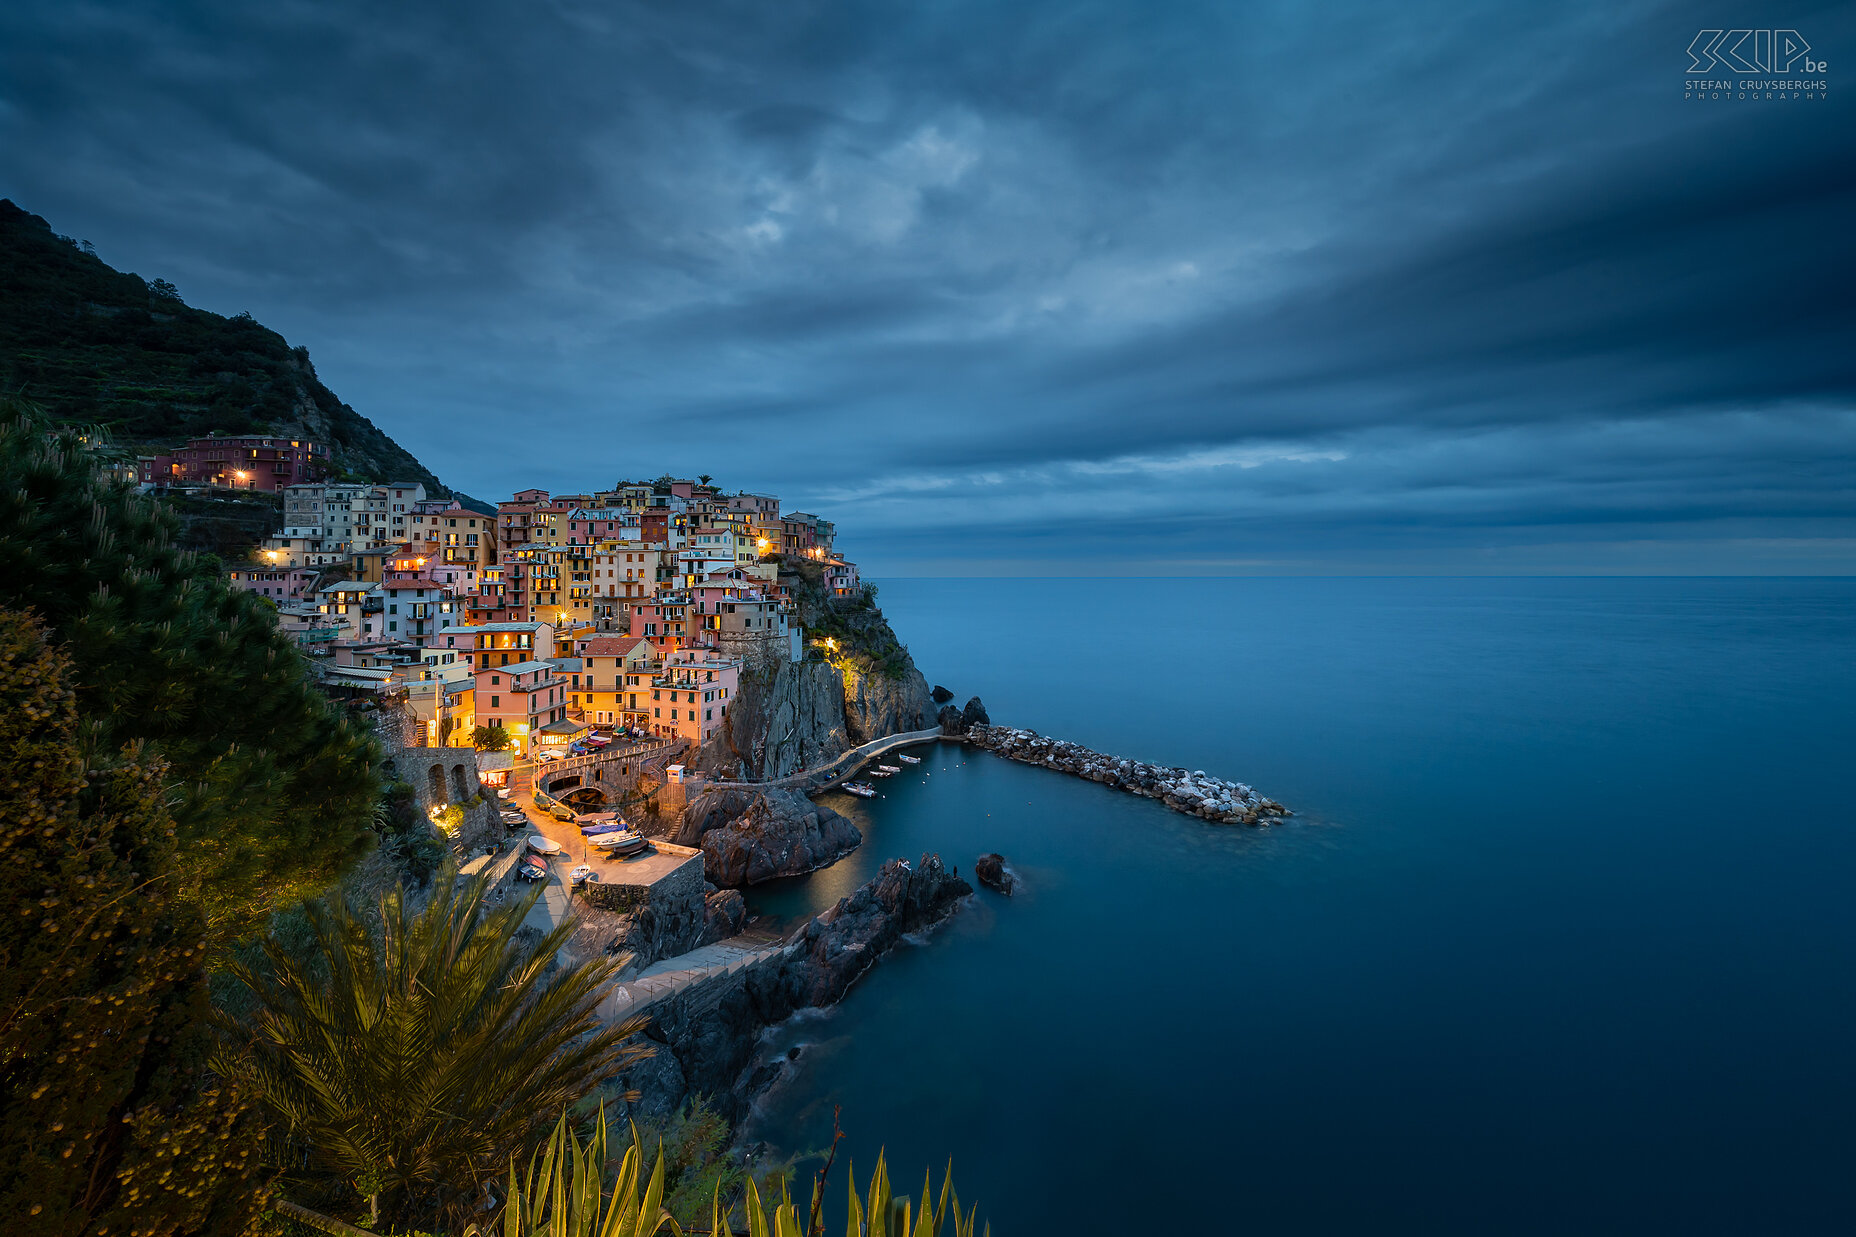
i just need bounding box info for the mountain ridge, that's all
[0,198,455,496]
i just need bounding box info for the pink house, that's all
[229,565,318,601]
[647,648,740,744]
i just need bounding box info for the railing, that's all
[539,737,677,777]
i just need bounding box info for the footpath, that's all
[599,931,792,1023]
[699,726,946,794]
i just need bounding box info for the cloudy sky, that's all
[4,0,1852,573]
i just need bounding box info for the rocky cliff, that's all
[674,785,862,886]
[840,659,936,745]
[690,658,851,781]
[610,854,972,1122]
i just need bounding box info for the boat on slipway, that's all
[842,782,878,798]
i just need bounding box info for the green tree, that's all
[473,722,513,751]
[223,869,652,1232]
[0,611,270,1236]
[0,396,380,935]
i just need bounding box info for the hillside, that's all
[0,198,450,493]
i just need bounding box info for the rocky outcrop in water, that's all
[619,854,971,1122]
[785,853,971,1006]
[975,852,1018,895]
[938,694,990,736]
[675,785,862,886]
[966,725,1291,825]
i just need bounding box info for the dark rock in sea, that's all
[975,852,1018,895]
[932,684,955,704]
[701,888,748,945]
[623,854,972,1123]
[938,703,965,735]
[961,696,990,730]
[677,786,862,887]
[787,853,973,1006]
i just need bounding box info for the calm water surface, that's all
[742,578,1856,1235]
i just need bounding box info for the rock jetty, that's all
[966,724,1290,825]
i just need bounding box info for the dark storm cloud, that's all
[2,0,1852,571]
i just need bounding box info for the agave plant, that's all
[717,1154,985,1237]
[469,1106,677,1237]
[474,1101,986,1237]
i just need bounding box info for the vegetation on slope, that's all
[0,612,275,1237]
[0,199,448,491]
[0,396,382,929]
[779,557,913,681]
[0,395,387,1234]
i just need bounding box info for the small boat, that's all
[867,768,894,778]
[569,864,599,886]
[591,831,648,856]
[580,823,629,836]
[526,834,563,856]
[517,862,548,883]
[877,764,901,774]
[841,782,877,798]
[897,754,921,765]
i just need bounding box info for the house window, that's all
[491,696,500,707]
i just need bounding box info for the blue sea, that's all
[742,578,1856,1235]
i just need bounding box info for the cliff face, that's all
[691,659,851,781]
[693,574,937,777]
[841,660,936,745]
[674,786,861,886]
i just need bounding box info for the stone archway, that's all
[427,763,446,806]
[450,763,470,802]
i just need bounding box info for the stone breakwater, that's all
[966,724,1290,825]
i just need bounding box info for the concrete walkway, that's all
[600,934,793,1023]
[521,865,576,935]
[700,726,946,794]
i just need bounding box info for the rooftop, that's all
[439,621,546,634]
[486,659,557,676]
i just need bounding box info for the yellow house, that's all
[569,635,657,727]
[406,678,476,747]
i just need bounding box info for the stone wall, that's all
[383,746,499,850]
[581,846,707,971]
